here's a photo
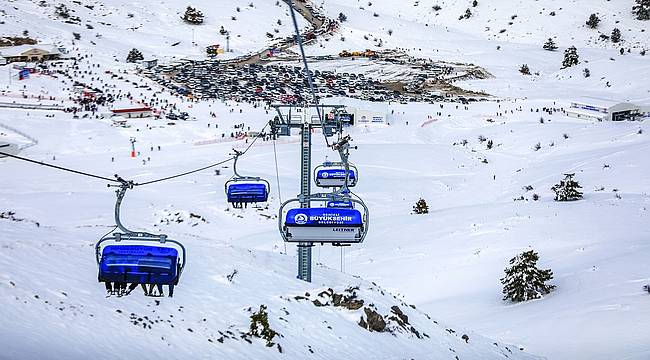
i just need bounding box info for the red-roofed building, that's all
[111,107,153,118]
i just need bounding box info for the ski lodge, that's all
[566,98,647,121]
[0,45,62,64]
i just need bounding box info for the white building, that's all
[567,98,646,121]
[342,106,387,125]
[0,45,62,64]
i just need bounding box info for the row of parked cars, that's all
[146,60,451,104]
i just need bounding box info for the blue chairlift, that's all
[226,180,269,205]
[96,179,186,297]
[279,195,369,245]
[314,161,358,188]
[225,149,270,208]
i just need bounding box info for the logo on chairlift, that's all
[322,172,329,178]
[294,213,308,225]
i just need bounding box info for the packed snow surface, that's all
[1,0,650,359]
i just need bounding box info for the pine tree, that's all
[519,64,531,75]
[126,48,143,63]
[586,13,600,28]
[633,0,650,20]
[551,173,583,201]
[501,250,555,302]
[562,46,579,68]
[338,12,347,22]
[611,28,621,43]
[182,6,204,25]
[413,198,429,214]
[54,3,70,18]
[583,68,590,78]
[543,38,558,51]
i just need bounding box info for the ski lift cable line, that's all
[134,121,270,186]
[134,157,236,186]
[287,0,331,148]
[0,121,271,187]
[0,146,121,183]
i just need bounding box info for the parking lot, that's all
[146,48,491,105]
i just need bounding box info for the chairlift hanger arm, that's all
[231,149,243,178]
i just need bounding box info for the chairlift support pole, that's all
[278,0,354,283]
[271,104,345,283]
[298,118,312,282]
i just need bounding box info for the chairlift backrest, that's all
[314,162,358,188]
[286,207,362,227]
[226,180,269,203]
[278,197,369,244]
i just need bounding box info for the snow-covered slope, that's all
[311,0,650,102]
[0,104,539,360]
[2,218,539,360]
[1,0,307,60]
[1,0,650,359]
[322,0,650,49]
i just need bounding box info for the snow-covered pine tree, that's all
[519,64,531,75]
[551,173,583,201]
[633,0,650,20]
[562,46,579,68]
[182,6,204,25]
[126,48,143,63]
[611,28,622,43]
[501,250,555,302]
[54,3,70,18]
[583,68,590,78]
[338,12,348,22]
[543,38,558,51]
[586,13,600,28]
[413,198,429,214]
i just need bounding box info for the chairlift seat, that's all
[99,245,179,285]
[227,182,269,203]
[315,168,357,187]
[284,207,363,243]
